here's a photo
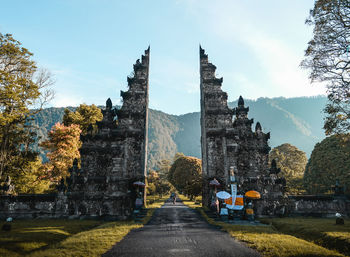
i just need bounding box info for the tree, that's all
[269,143,308,194]
[40,123,81,183]
[12,156,51,194]
[156,159,172,180]
[38,104,102,184]
[146,170,159,195]
[301,1,350,135]
[168,156,202,200]
[62,104,102,134]
[303,134,350,194]
[173,152,185,161]
[0,33,54,184]
[147,159,174,196]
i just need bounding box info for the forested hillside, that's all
[32,96,327,169]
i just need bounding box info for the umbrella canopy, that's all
[245,190,261,199]
[216,191,231,200]
[133,181,146,187]
[209,179,220,187]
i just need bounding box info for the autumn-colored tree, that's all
[40,123,81,183]
[0,33,54,191]
[269,143,308,195]
[168,155,202,200]
[304,134,350,194]
[62,104,102,134]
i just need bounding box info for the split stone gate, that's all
[0,47,349,219]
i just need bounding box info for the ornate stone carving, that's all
[200,47,286,216]
[65,48,150,219]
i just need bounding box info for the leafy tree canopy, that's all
[0,33,53,190]
[11,156,51,194]
[301,1,350,135]
[168,155,202,199]
[146,169,173,196]
[269,143,308,194]
[156,159,172,180]
[62,104,102,135]
[40,123,81,183]
[304,134,350,194]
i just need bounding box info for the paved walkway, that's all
[103,199,261,257]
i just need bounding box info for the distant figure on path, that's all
[172,192,177,204]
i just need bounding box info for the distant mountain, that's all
[32,96,328,169]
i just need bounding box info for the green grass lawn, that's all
[0,195,168,257]
[260,217,350,256]
[0,219,103,257]
[179,194,346,257]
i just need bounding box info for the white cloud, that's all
[181,0,327,99]
[43,63,125,107]
[52,93,83,107]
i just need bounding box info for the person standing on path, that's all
[172,192,177,204]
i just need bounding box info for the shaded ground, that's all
[103,199,260,257]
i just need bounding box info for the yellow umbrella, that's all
[245,190,261,199]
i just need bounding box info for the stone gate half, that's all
[199,47,287,216]
[0,48,150,220]
[65,47,150,219]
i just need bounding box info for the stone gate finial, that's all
[255,122,262,132]
[199,45,208,62]
[238,95,244,107]
[106,98,112,110]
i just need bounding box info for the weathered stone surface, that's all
[0,194,57,219]
[66,47,150,219]
[1,47,349,220]
[288,195,350,217]
[0,48,150,220]
[199,47,287,216]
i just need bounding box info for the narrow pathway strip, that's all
[103,199,261,257]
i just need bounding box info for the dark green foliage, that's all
[304,134,350,194]
[147,110,179,169]
[269,143,308,195]
[168,155,202,199]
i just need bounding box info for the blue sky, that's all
[0,0,325,115]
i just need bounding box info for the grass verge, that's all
[0,219,103,257]
[260,217,350,256]
[179,194,345,257]
[0,194,168,257]
[26,221,142,257]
